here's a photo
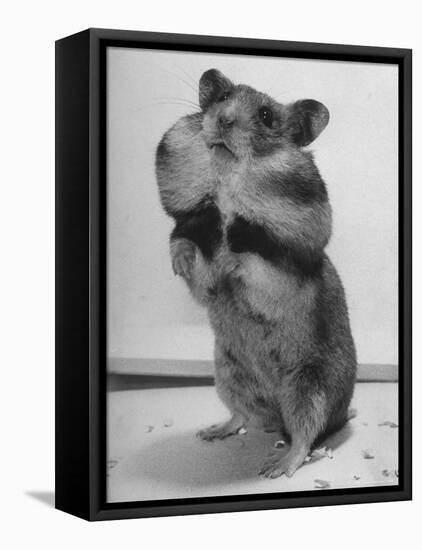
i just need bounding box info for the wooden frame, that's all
[55,28,412,521]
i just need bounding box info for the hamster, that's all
[155,69,356,478]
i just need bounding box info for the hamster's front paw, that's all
[259,446,308,479]
[171,238,196,279]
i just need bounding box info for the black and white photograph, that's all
[106,45,401,503]
[3,0,421,544]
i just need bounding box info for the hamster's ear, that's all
[286,100,329,146]
[199,69,233,111]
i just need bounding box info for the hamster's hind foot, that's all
[259,440,309,479]
[197,414,246,441]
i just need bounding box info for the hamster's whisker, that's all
[271,91,289,102]
[152,99,200,112]
[130,99,199,113]
[177,67,200,90]
[175,74,198,95]
[155,64,199,96]
[161,96,200,108]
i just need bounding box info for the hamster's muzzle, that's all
[218,113,235,129]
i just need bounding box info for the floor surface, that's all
[107,382,398,503]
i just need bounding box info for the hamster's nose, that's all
[218,113,234,129]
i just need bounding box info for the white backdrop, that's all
[108,48,398,365]
[2,1,420,548]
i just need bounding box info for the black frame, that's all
[55,28,412,521]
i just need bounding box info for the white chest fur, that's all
[211,157,249,226]
[209,154,313,324]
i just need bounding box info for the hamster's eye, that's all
[217,92,231,102]
[259,106,273,128]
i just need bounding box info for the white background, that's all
[1,1,419,549]
[108,47,398,365]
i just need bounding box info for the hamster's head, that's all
[199,69,329,161]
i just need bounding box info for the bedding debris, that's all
[381,468,399,478]
[362,449,375,459]
[378,421,398,428]
[314,479,331,489]
[311,446,333,459]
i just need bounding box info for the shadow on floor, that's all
[127,422,354,489]
[26,491,55,508]
[108,373,214,392]
[323,422,354,450]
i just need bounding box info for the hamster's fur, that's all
[155,69,356,478]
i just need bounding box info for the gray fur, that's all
[155,70,356,478]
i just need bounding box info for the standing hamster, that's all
[155,69,356,478]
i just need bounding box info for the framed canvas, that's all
[55,28,412,521]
